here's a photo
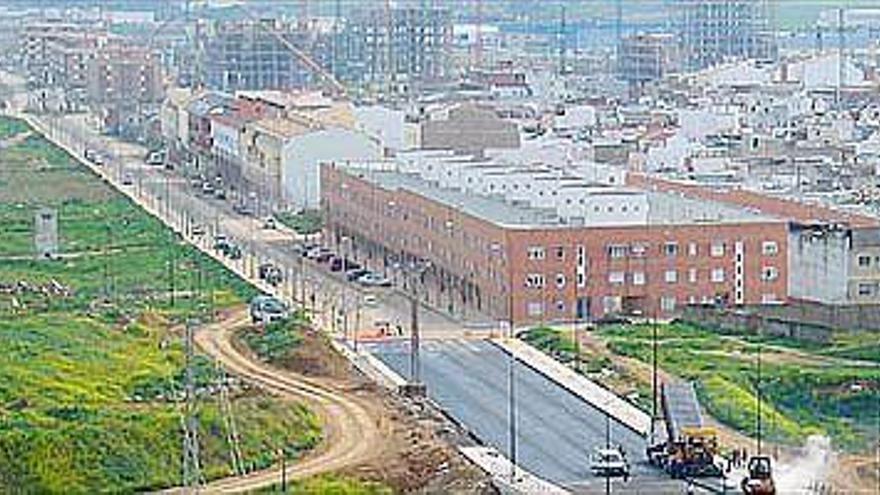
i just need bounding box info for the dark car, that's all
[213,235,231,253]
[232,203,253,216]
[315,251,334,263]
[227,244,242,260]
[329,257,341,271]
[258,263,274,280]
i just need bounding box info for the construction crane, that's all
[239,5,347,98]
[145,0,347,98]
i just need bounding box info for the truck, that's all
[647,382,724,479]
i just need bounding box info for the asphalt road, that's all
[365,338,694,493]
[33,108,725,495]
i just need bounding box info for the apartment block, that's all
[321,160,789,326]
[87,42,163,134]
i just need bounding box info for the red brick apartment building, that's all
[322,163,789,326]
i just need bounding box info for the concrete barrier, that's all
[491,338,651,436]
[459,446,569,495]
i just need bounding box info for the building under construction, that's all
[618,33,680,92]
[203,19,327,92]
[673,0,776,71]
[337,6,453,92]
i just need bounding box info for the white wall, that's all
[677,107,740,140]
[211,120,240,158]
[789,228,849,304]
[282,128,381,209]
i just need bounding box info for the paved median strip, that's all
[490,338,651,437]
[459,446,570,495]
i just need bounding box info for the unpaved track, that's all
[163,310,384,494]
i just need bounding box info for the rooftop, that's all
[342,166,781,229]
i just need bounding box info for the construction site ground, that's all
[571,327,879,494]
[222,307,494,494]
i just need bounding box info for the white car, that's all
[249,295,289,324]
[590,447,630,478]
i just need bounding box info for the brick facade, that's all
[322,163,790,326]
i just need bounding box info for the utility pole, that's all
[410,279,420,383]
[605,412,611,495]
[507,291,517,484]
[652,307,659,440]
[182,320,202,490]
[169,233,176,308]
[756,340,763,456]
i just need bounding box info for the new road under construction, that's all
[17,94,789,495]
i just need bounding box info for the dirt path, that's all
[162,310,386,494]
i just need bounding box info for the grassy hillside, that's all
[522,322,880,451]
[0,116,319,492]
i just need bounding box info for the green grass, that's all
[0,116,29,140]
[242,314,308,364]
[0,116,321,492]
[0,315,321,492]
[276,209,323,236]
[597,322,880,451]
[254,475,392,494]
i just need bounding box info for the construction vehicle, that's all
[741,455,775,495]
[647,382,724,479]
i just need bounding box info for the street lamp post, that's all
[403,260,430,396]
[507,290,517,485]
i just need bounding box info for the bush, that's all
[243,317,307,363]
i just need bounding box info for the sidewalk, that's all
[491,338,651,437]
[459,447,570,495]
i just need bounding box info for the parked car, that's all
[249,295,288,324]
[362,293,378,307]
[84,148,103,165]
[258,263,274,280]
[213,234,230,252]
[329,257,343,272]
[357,273,392,287]
[314,251,334,263]
[345,268,369,282]
[191,224,206,237]
[145,150,164,166]
[262,217,277,230]
[305,247,330,260]
[258,263,284,286]
[121,174,133,186]
[214,188,227,200]
[201,182,215,196]
[232,203,253,216]
[226,244,242,260]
